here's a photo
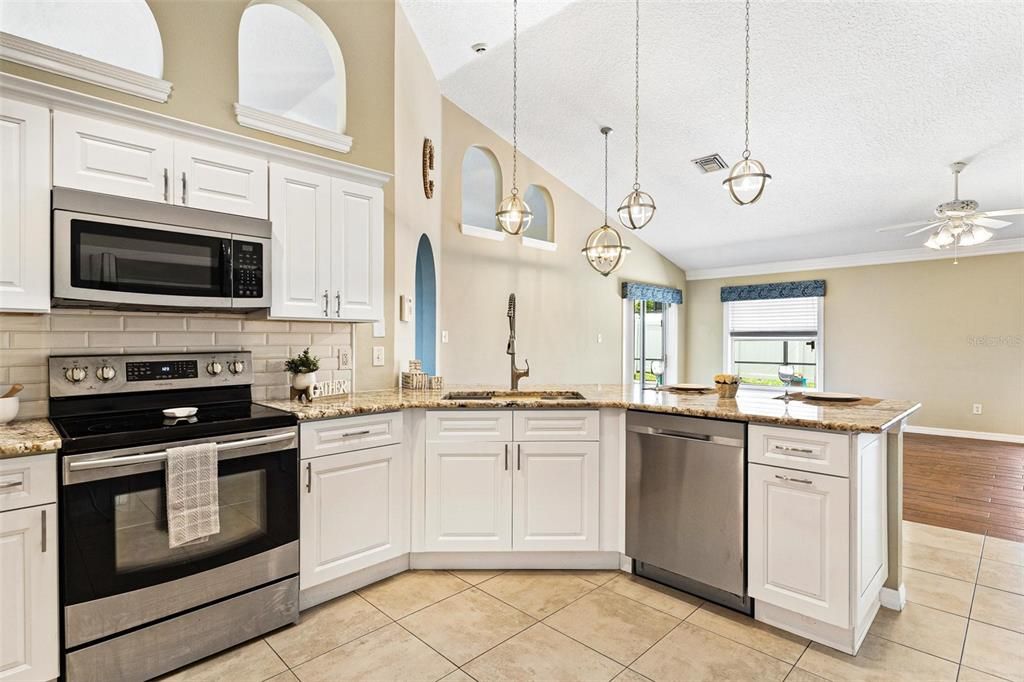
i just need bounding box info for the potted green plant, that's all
[285,347,320,392]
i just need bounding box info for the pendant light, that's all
[617,0,656,230]
[495,0,532,236]
[723,0,772,205]
[583,127,631,276]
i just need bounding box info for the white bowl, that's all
[162,406,198,419]
[0,397,19,425]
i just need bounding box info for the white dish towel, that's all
[165,442,220,548]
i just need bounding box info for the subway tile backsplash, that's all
[0,310,353,418]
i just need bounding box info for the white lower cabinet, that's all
[300,442,409,590]
[514,442,599,551]
[424,441,513,551]
[0,503,58,682]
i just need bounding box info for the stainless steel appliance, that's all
[52,187,270,310]
[625,410,751,614]
[49,352,299,682]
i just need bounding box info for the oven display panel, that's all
[126,360,199,382]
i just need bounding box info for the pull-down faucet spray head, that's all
[506,293,517,355]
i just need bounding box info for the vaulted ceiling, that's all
[401,0,1024,272]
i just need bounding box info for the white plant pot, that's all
[291,372,317,391]
[0,397,19,425]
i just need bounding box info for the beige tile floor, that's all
[161,522,1024,681]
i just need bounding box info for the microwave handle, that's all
[223,241,233,297]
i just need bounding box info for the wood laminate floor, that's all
[904,432,1024,542]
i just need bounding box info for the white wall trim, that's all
[234,103,353,153]
[460,223,505,242]
[0,73,390,186]
[686,239,1024,281]
[522,236,557,252]
[0,32,172,103]
[880,585,906,611]
[905,425,1024,444]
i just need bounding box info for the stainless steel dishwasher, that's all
[625,410,750,614]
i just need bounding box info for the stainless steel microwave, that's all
[52,188,271,310]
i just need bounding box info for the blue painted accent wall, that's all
[415,234,437,375]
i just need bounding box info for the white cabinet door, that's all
[173,141,268,218]
[269,163,332,319]
[300,444,409,590]
[330,177,383,321]
[748,463,850,628]
[513,441,599,551]
[0,504,58,682]
[424,442,512,551]
[53,111,173,202]
[0,99,50,313]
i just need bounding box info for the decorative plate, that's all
[801,392,862,402]
[163,406,199,418]
[657,384,714,393]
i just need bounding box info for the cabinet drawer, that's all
[426,411,513,442]
[301,412,402,459]
[513,410,599,441]
[748,425,851,477]
[0,453,57,512]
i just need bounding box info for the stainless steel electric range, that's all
[48,351,299,682]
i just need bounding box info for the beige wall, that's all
[684,253,1024,435]
[439,99,687,386]
[393,5,442,377]
[1,0,397,389]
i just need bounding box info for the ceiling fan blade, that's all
[904,221,944,237]
[971,217,1012,229]
[875,219,934,233]
[979,208,1024,217]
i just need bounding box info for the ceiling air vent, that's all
[691,154,728,174]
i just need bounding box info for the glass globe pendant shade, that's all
[496,192,533,236]
[722,156,771,205]
[957,225,993,247]
[924,226,955,250]
[617,188,656,230]
[581,224,631,277]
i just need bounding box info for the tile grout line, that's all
[680,602,812,669]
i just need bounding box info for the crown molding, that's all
[685,238,1024,281]
[234,103,352,154]
[0,73,391,187]
[0,32,172,103]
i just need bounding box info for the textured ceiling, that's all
[400,0,1024,271]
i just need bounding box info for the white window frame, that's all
[623,299,678,388]
[722,297,824,392]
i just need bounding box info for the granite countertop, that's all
[0,418,62,458]
[259,384,921,433]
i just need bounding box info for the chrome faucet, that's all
[506,293,529,390]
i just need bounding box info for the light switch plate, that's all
[372,346,385,367]
[372,320,385,338]
[441,330,449,343]
[339,347,352,369]
[400,295,414,322]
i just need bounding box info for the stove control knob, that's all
[95,365,117,382]
[64,366,87,383]
[227,360,246,375]
[206,361,223,376]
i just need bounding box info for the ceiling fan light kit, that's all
[723,0,772,206]
[618,0,656,230]
[584,127,631,276]
[495,0,533,236]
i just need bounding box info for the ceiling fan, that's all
[876,162,1023,256]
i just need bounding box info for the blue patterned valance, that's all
[622,282,683,304]
[720,279,826,302]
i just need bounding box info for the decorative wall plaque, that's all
[422,137,435,199]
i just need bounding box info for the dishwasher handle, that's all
[627,424,744,448]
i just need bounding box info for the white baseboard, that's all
[880,584,907,611]
[905,425,1024,444]
[410,551,621,571]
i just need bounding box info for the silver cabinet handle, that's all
[775,474,813,485]
[68,431,296,471]
[775,445,814,454]
[0,480,21,489]
[335,291,341,317]
[305,462,312,493]
[341,429,371,438]
[163,168,169,202]
[181,172,188,204]
[517,443,521,471]
[504,443,509,471]
[322,290,329,317]
[41,508,47,553]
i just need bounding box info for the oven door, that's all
[61,428,298,648]
[53,210,234,308]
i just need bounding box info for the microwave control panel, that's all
[233,241,264,299]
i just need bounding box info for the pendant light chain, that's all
[743,0,751,159]
[633,0,640,189]
[511,0,520,195]
[603,129,609,223]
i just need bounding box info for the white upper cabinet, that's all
[269,163,332,319]
[331,177,383,321]
[0,99,50,312]
[513,441,599,551]
[173,140,268,218]
[53,111,173,203]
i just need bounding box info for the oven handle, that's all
[67,432,296,472]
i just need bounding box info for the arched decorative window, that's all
[235,0,350,152]
[459,145,504,241]
[415,235,438,376]
[0,0,171,101]
[523,184,555,249]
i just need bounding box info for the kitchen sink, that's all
[442,390,587,401]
